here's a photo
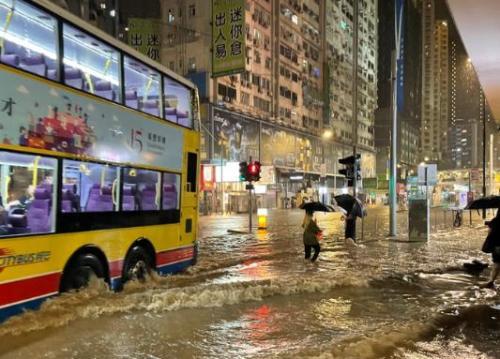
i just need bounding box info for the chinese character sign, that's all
[128,18,161,62]
[212,0,246,77]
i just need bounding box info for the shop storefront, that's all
[199,104,376,214]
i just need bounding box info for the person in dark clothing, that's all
[302,210,321,262]
[481,211,500,288]
[345,213,356,242]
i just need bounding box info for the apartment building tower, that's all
[421,0,449,162]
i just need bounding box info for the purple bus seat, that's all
[86,184,114,212]
[1,54,20,67]
[162,184,177,210]
[140,185,157,210]
[95,80,115,101]
[165,107,177,122]
[125,90,138,109]
[176,110,191,127]
[38,183,53,194]
[8,208,27,229]
[85,184,101,212]
[61,194,72,213]
[100,185,113,211]
[141,99,160,117]
[65,67,83,89]
[122,186,136,211]
[20,54,47,77]
[27,188,51,233]
[61,184,78,212]
[47,68,57,80]
[2,40,17,54]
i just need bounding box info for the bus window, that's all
[63,24,121,102]
[163,76,193,128]
[122,168,160,211]
[62,160,119,213]
[162,173,180,210]
[0,151,56,237]
[0,0,58,80]
[124,56,161,117]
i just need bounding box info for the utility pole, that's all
[481,89,486,219]
[352,0,359,199]
[389,50,398,237]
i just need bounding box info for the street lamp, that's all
[322,130,333,140]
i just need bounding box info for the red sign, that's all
[200,165,216,191]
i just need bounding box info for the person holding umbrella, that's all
[481,211,500,288]
[300,202,328,263]
[334,194,365,244]
[466,196,500,288]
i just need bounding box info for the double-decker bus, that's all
[0,0,199,322]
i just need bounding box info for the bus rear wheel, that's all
[61,253,105,292]
[122,246,153,283]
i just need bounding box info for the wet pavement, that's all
[0,207,499,358]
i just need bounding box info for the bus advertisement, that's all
[0,0,200,322]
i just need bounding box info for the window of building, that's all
[61,160,119,213]
[122,168,160,211]
[124,56,161,116]
[189,4,196,17]
[0,151,57,236]
[0,0,59,80]
[63,24,121,102]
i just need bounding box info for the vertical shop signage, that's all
[212,0,246,77]
[128,18,161,61]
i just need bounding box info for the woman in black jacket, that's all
[482,211,500,288]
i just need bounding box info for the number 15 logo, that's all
[131,129,143,152]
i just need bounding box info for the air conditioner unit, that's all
[224,96,231,102]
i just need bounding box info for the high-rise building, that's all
[324,0,378,178]
[375,0,421,178]
[421,0,448,162]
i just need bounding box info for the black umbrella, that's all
[465,196,500,210]
[334,194,366,218]
[300,202,331,213]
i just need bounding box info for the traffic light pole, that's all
[248,183,253,232]
[352,0,359,200]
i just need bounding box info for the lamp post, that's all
[322,130,333,204]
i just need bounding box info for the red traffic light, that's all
[246,161,261,181]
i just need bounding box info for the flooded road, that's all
[0,208,499,358]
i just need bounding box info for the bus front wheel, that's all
[61,253,105,292]
[122,246,153,283]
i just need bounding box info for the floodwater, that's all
[0,208,499,359]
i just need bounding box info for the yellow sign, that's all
[127,18,161,62]
[212,0,246,77]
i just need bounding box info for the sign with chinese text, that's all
[128,18,161,62]
[212,0,245,77]
[201,164,216,191]
[0,67,183,171]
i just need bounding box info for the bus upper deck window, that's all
[124,56,161,117]
[62,24,121,102]
[0,0,58,80]
[163,76,193,128]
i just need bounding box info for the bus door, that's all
[181,151,198,245]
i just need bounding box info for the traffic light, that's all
[247,160,261,182]
[239,161,248,182]
[338,154,361,187]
